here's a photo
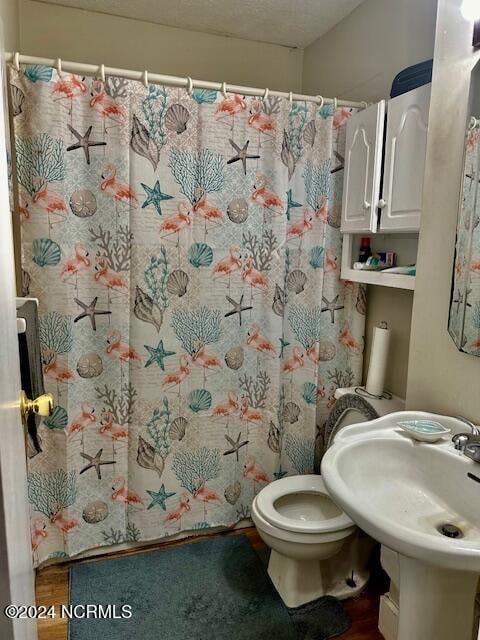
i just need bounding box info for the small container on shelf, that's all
[376,251,396,266]
[358,237,372,262]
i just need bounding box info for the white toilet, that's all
[252,386,405,608]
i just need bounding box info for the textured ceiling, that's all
[36,0,365,48]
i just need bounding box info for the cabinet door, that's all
[341,101,385,233]
[380,84,430,232]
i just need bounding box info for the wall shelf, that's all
[339,87,429,292]
[341,233,417,290]
[341,267,415,290]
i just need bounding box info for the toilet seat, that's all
[255,474,353,534]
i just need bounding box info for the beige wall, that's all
[18,0,303,91]
[1,0,19,50]
[302,0,438,103]
[407,0,480,421]
[302,0,438,398]
[364,287,413,400]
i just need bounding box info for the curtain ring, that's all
[361,100,368,109]
[99,63,105,83]
[185,76,193,95]
[221,81,227,98]
[333,97,338,110]
[288,91,293,105]
[263,87,269,101]
[13,52,20,71]
[56,57,63,78]
[142,70,149,88]
[316,95,324,109]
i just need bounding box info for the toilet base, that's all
[267,549,370,608]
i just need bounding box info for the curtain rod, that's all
[5,52,367,109]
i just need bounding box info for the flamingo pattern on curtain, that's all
[10,64,366,566]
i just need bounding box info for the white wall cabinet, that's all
[340,84,431,290]
[341,101,385,233]
[341,84,430,234]
[380,84,430,232]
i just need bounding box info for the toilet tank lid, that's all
[334,387,405,416]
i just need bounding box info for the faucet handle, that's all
[464,443,480,463]
[452,433,471,451]
[452,433,480,451]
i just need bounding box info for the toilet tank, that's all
[333,387,405,427]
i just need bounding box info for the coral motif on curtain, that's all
[10,65,365,566]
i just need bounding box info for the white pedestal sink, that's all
[321,411,480,640]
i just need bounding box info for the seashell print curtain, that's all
[449,118,480,354]
[10,65,365,566]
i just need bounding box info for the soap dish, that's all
[397,419,451,442]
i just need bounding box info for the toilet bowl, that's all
[252,474,372,607]
[253,387,405,608]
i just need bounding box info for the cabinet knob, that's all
[378,199,387,209]
[363,201,371,210]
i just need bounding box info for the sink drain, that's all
[436,523,463,539]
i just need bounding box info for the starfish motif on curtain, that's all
[226,139,260,175]
[321,295,344,323]
[273,466,288,480]
[278,337,290,358]
[224,295,253,326]
[146,484,176,511]
[285,189,302,221]
[223,433,249,461]
[144,340,175,370]
[73,297,111,331]
[141,180,173,216]
[66,125,106,164]
[79,449,116,480]
[331,151,345,174]
[452,288,472,314]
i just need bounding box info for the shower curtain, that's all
[10,65,365,566]
[449,118,480,353]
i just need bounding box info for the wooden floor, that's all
[36,527,385,640]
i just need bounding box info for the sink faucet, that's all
[452,416,480,462]
[453,415,480,435]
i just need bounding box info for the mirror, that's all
[448,59,480,355]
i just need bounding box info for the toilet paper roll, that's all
[366,322,391,396]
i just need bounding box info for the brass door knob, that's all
[20,391,54,421]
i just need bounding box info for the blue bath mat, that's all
[68,535,350,640]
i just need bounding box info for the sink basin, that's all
[322,421,480,571]
[322,411,480,640]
